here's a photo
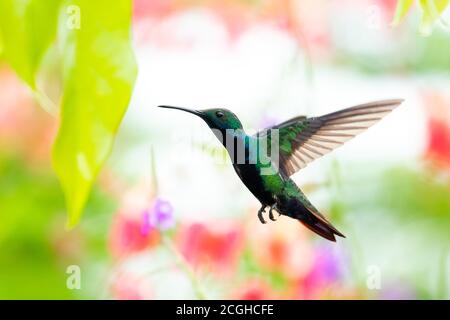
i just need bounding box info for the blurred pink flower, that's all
[374,0,399,20]
[111,273,143,300]
[177,222,243,275]
[132,0,332,56]
[299,244,345,299]
[0,67,57,164]
[110,271,153,300]
[133,0,174,20]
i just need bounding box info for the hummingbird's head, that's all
[158,105,243,131]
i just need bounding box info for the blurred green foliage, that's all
[0,152,115,299]
[329,163,450,298]
[335,28,450,74]
[339,165,450,234]
[0,0,137,227]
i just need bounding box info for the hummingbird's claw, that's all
[257,205,267,224]
[269,204,278,221]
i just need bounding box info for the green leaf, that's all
[0,29,3,58]
[419,0,450,36]
[52,0,137,227]
[392,0,415,26]
[392,0,450,35]
[0,0,62,88]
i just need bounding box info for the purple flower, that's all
[141,198,175,235]
[151,199,175,230]
[313,245,342,282]
[304,244,345,291]
[380,283,416,300]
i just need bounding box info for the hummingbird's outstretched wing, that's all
[257,99,403,177]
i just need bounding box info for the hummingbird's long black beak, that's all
[158,105,203,117]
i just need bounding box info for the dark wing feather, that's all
[258,99,403,177]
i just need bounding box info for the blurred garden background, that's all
[0,0,449,299]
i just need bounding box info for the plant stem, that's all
[161,234,207,300]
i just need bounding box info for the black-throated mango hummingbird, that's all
[159,99,403,241]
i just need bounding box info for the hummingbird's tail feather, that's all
[299,219,337,242]
[304,205,346,238]
[299,203,346,242]
[276,179,346,241]
[299,209,346,242]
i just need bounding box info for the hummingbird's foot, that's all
[268,204,278,221]
[257,205,267,224]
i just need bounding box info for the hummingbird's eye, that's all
[216,111,224,118]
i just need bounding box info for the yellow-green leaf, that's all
[0,29,3,58]
[52,0,137,227]
[0,0,62,88]
[419,0,450,35]
[392,0,450,35]
[392,0,415,26]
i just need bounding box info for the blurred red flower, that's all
[246,212,314,279]
[109,212,160,258]
[108,184,166,258]
[232,279,276,300]
[177,222,243,275]
[423,92,450,170]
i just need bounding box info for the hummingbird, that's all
[159,99,403,241]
